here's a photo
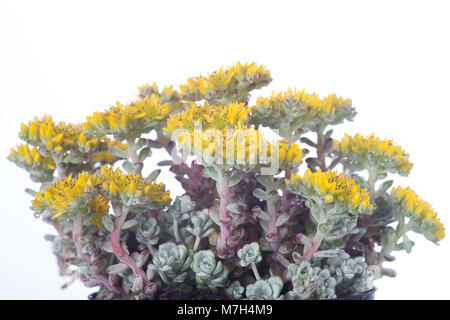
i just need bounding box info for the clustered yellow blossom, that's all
[286,169,373,214]
[90,140,128,165]
[83,94,169,140]
[19,115,96,153]
[32,172,108,225]
[164,101,250,135]
[180,62,271,103]
[391,186,445,242]
[277,140,306,169]
[8,144,55,171]
[138,82,183,112]
[251,88,355,136]
[177,127,274,170]
[98,165,171,206]
[333,133,413,175]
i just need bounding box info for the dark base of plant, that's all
[88,288,376,300]
[334,288,376,300]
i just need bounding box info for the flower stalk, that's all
[216,170,232,259]
[111,206,150,286]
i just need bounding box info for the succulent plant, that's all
[148,242,193,284]
[191,250,228,289]
[246,276,284,300]
[9,62,444,300]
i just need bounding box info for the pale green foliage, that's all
[148,242,193,284]
[237,242,262,267]
[191,250,229,289]
[246,276,284,300]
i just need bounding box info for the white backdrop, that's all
[1,0,449,299]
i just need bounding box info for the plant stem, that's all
[273,252,291,268]
[251,262,261,281]
[111,206,150,286]
[302,229,324,261]
[376,217,407,266]
[193,236,201,252]
[172,217,181,243]
[281,169,292,213]
[266,175,280,251]
[72,216,126,297]
[216,170,232,259]
[316,131,327,171]
[367,166,377,204]
[127,138,143,175]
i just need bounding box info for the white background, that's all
[0,0,449,299]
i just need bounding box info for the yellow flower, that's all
[98,165,171,206]
[180,62,271,103]
[19,115,106,156]
[83,95,169,140]
[391,186,445,242]
[333,133,413,175]
[90,140,128,165]
[164,101,250,135]
[9,144,55,171]
[31,172,108,226]
[277,140,306,169]
[177,126,274,170]
[251,88,355,137]
[286,169,373,214]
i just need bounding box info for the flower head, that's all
[251,89,355,137]
[177,126,274,171]
[19,115,103,154]
[277,140,306,169]
[138,82,185,114]
[164,101,250,136]
[97,165,170,207]
[31,172,108,227]
[286,169,373,215]
[333,133,413,175]
[83,94,169,140]
[8,144,55,181]
[391,186,445,242]
[180,62,271,104]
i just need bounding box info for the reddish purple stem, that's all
[110,212,150,286]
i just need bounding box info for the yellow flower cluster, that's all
[251,88,354,134]
[255,89,337,115]
[138,82,183,112]
[180,62,271,102]
[164,101,250,135]
[32,167,171,225]
[177,127,273,169]
[83,94,169,140]
[333,133,413,175]
[391,186,445,242]
[32,172,108,225]
[19,115,102,153]
[278,140,306,169]
[286,169,373,214]
[98,165,171,206]
[9,144,55,170]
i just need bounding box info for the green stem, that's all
[127,138,143,175]
[316,131,327,171]
[251,262,261,281]
[367,166,377,204]
[377,217,408,266]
